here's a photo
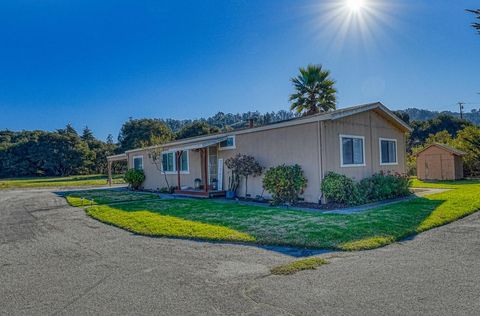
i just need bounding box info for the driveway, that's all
[1,188,480,315]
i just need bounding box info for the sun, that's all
[345,0,366,12]
[303,0,400,52]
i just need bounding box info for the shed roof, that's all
[416,143,466,157]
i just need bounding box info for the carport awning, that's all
[106,153,127,162]
[166,136,228,152]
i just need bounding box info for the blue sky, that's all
[0,0,479,140]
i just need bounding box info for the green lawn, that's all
[0,174,125,190]
[65,189,158,207]
[66,179,480,251]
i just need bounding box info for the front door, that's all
[207,146,218,190]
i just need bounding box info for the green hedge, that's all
[321,172,411,206]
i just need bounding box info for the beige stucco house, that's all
[108,102,411,203]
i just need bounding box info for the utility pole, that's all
[458,102,465,119]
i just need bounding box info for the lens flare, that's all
[302,0,401,53]
[345,0,366,12]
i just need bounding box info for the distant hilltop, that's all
[396,108,480,125]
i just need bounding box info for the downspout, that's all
[317,121,323,204]
[369,112,374,174]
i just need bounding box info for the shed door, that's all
[424,154,442,180]
[441,156,453,180]
[425,154,453,180]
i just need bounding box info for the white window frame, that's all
[218,136,236,150]
[379,137,398,166]
[161,150,190,174]
[132,155,144,170]
[339,134,366,168]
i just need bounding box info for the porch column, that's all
[176,151,183,190]
[203,148,209,193]
[107,160,112,187]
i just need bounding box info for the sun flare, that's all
[305,0,399,52]
[345,0,366,12]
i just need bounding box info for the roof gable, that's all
[416,143,466,156]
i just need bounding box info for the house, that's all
[107,102,411,203]
[416,143,466,181]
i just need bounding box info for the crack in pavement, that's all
[50,270,114,316]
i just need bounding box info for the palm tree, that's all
[289,64,337,116]
[467,9,480,34]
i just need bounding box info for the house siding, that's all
[218,122,322,202]
[127,149,203,191]
[322,110,406,181]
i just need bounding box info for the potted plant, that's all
[226,172,240,198]
[211,178,218,190]
[194,178,202,190]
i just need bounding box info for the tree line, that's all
[0,125,118,178]
[0,110,296,178]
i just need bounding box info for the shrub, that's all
[263,164,307,205]
[321,172,411,206]
[124,169,145,190]
[159,186,174,194]
[358,172,411,202]
[321,172,361,205]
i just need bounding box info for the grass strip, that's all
[0,174,124,189]
[271,257,329,275]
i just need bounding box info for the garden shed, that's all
[416,143,466,181]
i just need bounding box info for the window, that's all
[162,152,174,172]
[161,150,189,173]
[178,150,189,172]
[380,138,398,165]
[340,135,365,167]
[133,156,143,170]
[219,136,235,150]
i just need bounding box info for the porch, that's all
[170,137,228,198]
[107,136,230,198]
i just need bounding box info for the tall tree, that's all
[118,118,174,151]
[289,64,337,116]
[106,134,114,145]
[81,126,95,142]
[176,121,220,140]
[57,124,78,136]
[467,9,480,34]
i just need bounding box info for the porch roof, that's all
[106,153,127,162]
[166,136,228,152]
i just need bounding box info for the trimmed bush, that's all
[124,169,145,190]
[321,172,361,205]
[263,164,307,205]
[321,172,411,205]
[358,172,411,202]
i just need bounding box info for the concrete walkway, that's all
[190,187,451,215]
